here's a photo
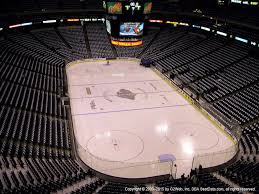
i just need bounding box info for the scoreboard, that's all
[103,0,152,46]
[104,0,152,15]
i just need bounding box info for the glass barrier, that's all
[77,142,177,179]
[77,138,239,179]
[191,143,239,169]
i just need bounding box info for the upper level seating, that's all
[213,82,259,125]
[7,32,63,62]
[58,26,89,60]
[190,57,259,103]
[0,23,258,193]
[0,25,100,194]
[175,43,248,85]
[154,36,225,73]
[0,81,67,118]
[0,59,64,94]
[114,28,159,58]
[0,32,71,159]
[144,30,204,63]
[142,28,187,59]
[86,24,115,58]
[0,38,63,65]
[32,28,76,61]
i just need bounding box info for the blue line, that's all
[72,104,191,116]
[69,79,160,87]
[70,90,175,99]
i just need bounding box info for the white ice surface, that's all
[67,60,234,178]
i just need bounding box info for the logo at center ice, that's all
[116,89,136,100]
[90,100,96,110]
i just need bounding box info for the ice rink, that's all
[67,59,235,178]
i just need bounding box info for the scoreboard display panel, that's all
[104,0,152,15]
[107,2,123,14]
[104,0,152,46]
[123,1,143,15]
[143,2,152,14]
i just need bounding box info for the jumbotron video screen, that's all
[119,22,144,36]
